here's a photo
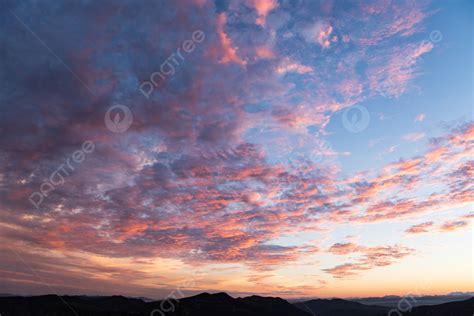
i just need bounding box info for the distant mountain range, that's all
[0,292,472,315]
[295,298,389,316]
[352,293,474,308]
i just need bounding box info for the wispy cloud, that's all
[324,242,414,278]
[402,132,426,142]
[439,220,469,232]
[405,222,434,234]
[415,113,426,122]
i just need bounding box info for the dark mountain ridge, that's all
[0,292,472,316]
[352,293,474,307]
[294,298,390,316]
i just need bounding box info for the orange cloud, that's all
[248,0,278,26]
[462,212,474,219]
[328,242,361,255]
[325,243,414,278]
[440,220,469,232]
[405,222,434,234]
[255,46,274,59]
[277,58,313,75]
[216,13,246,65]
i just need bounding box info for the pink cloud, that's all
[247,0,279,26]
[255,46,274,59]
[301,21,336,49]
[462,212,474,219]
[325,243,414,278]
[328,242,361,255]
[317,24,335,48]
[356,1,429,45]
[402,132,426,142]
[337,79,364,100]
[369,41,434,97]
[405,222,434,234]
[439,220,469,232]
[276,58,313,75]
[414,113,426,122]
[216,13,247,66]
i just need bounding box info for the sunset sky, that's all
[0,0,473,299]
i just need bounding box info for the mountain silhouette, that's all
[294,298,389,315]
[0,293,472,315]
[146,292,310,316]
[408,297,474,315]
[352,293,474,307]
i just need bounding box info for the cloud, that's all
[356,1,429,45]
[405,222,434,234]
[402,132,426,142]
[439,220,469,232]
[255,46,274,59]
[407,213,472,234]
[216,13,247,65]
[328,242,361,255]
[304,22,336,48]
[324,242,414,278]
[348,121,473,223]
[368,41,434,98]
[415,113,426,122]
[276,58,313,75]
[462,212,474,219]
[247,0,278,26]
[3,121,470,274]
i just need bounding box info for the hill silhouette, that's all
[294,298,389,315]
[409,297,474,315]
[352,293,474,307]
[0,293,472,315]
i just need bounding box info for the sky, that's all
[0,0,473,299]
